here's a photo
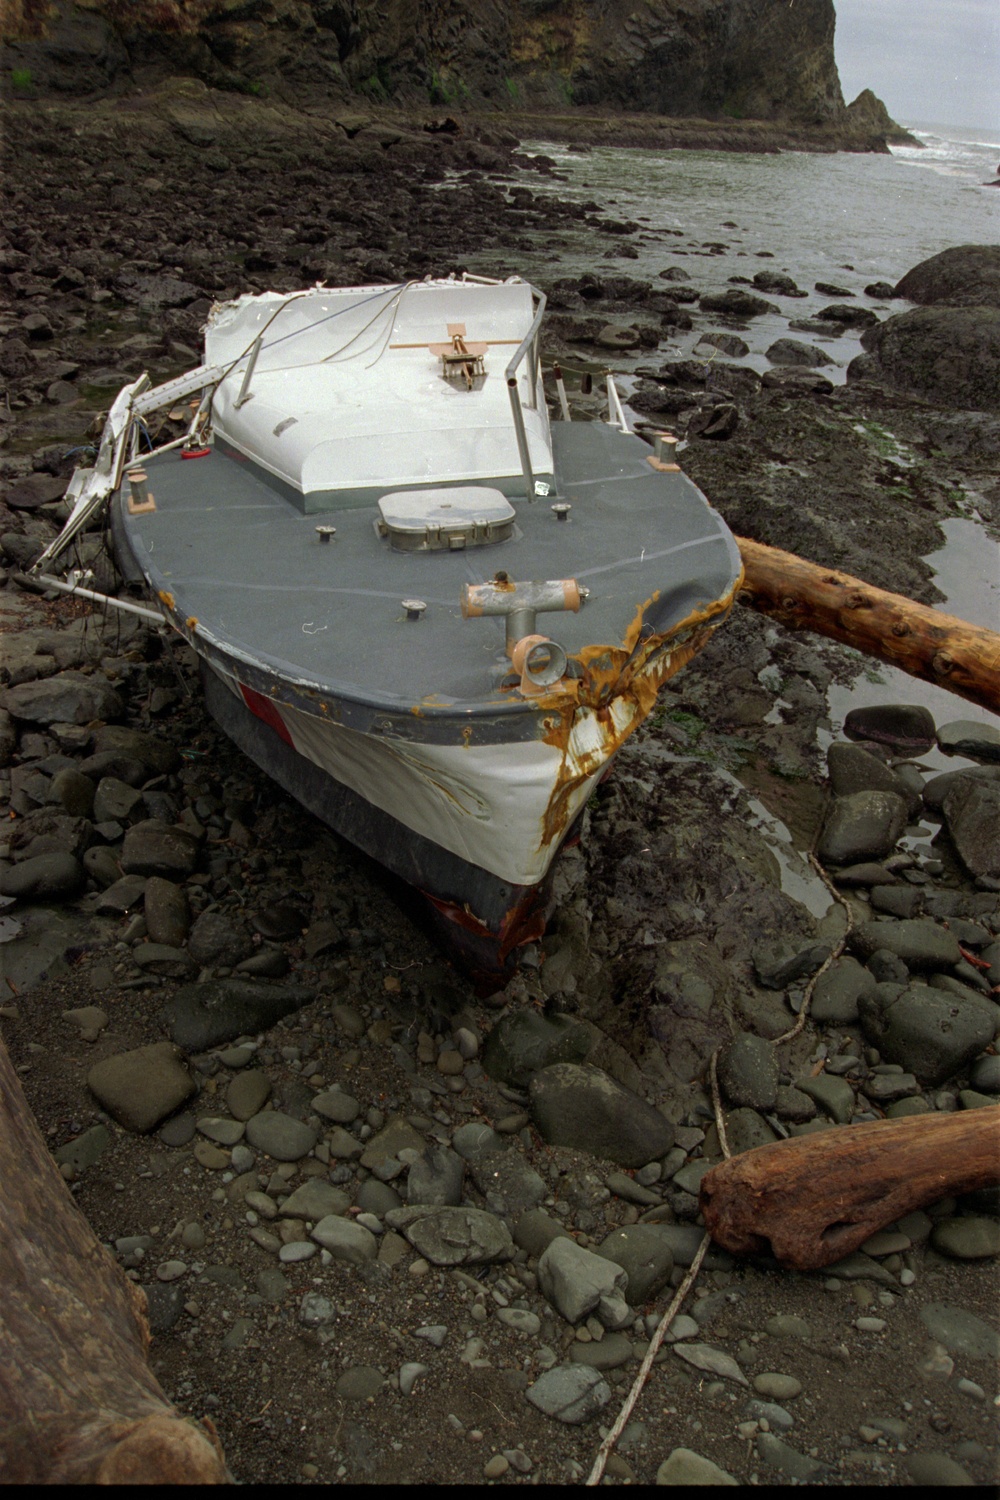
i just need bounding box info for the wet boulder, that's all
[894,244,1000,309]
[858,983,997,1085]
[941,778,1000,880]
[817,790,908,864]
[765,338,834,367]
[528,1063,675,1168]
[698,289,777,318]
[848,305,1000,411]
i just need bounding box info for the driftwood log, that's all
[736,536,1000,715]
[699,1107,1000,1271]
[0,1035,230,1484]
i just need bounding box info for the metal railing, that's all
[505,286,547,499]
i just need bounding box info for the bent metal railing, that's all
[504,287,547,500]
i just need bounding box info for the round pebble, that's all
[752,1373,802,1400]
[483,1454,509,1479]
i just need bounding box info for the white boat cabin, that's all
[204,278,555,512]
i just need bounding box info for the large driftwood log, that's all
[699,1107,1000,1271]
[736,535,1000,715]
[0,1035,230,1484]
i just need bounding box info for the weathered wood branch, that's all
[736,535,1000,715]
[699,1107,1000,1271]
[0,1034,230,1484]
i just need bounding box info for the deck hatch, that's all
[376,486,516,552]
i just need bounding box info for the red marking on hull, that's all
[240,685,294,747]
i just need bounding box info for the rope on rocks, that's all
[587,857,854,1483]
[773,854,854,1047]
[585,1233,711,1486]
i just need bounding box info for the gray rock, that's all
[870,884,923,918]
[827,742,920,811]
[905,1452,975,1486]
[311,1088,361,1124]
[187,909,255,968]
[226,1069,272,1121]
[672,1342,748,1386]
[360,1116,427,1168]
[525,1364,612,1424]
[143,1281,185,1335]
[843,703,936,754]
[811,955,877,1023]
[766,337,833,367]
[497,1308,541,1336]
[858,983,997,1083]
[937,719,1000,764]
[481,1009,592,1088]
[744,1399,794,1430]
[818,790,908,864]
[695,330,749,358]
[244,1111,317,1161]
[335,1365,384,1400]
[930,1215,1000,1260]
[0,851,85,900]
[0,670,123,726]
[512,1208,573,1258]
[655,1448,738,1485]
[94,874,147,915]
[83,845,123,888]
[93,776,142,825]
[407,1145,465,1206]
[310,1215,378,1264]
[452,1120,509,1161]
[299,1291,336,1326]
[755,1432,826,1480]
[716,1031,779,1108]
[121,819,200,879]
[699,289,777,317]
[529,1062,675,1167]
[143,876,190,946]
[773,1085,817,1122]
[0,708,16,767]
[753,1371,802,1400]
[388,1205,513,1265]
[160,978,316,1050]
[595,1225,673,1305]
[851,918,961,969]
[724,1106,779,1153]
[357,1178,403,1216]
[969,1055,1000,1093]
[133,944,197,979]
[634,1222,732,1269]
[54,1123,111,1172]
[467,1149,547,1214]
[87,1042,194,1133]
[196,1115,244,1145]
[280,1180,350,1221]
[794,1072,855,1123]
[538,1235,629,1323]
[91,724,179,775]
[919,1301,999,1360]
[942,778,1000,880]
[568,1331,634,1369]
[47,767,96,818]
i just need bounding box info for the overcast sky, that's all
[835,0,1000,130]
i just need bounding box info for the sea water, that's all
[481,120,1000,382]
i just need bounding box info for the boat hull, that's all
[201,663,554,989]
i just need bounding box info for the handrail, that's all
[504,289,547,383]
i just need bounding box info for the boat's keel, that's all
[201,665,552,993]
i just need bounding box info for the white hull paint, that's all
[214,665,611,886]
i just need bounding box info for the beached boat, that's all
[34,275,742,986]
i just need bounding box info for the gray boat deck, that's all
[121,421,740,717]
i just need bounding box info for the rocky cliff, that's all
[3,0,898,136]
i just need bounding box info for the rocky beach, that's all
[2,65,1000,1490]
